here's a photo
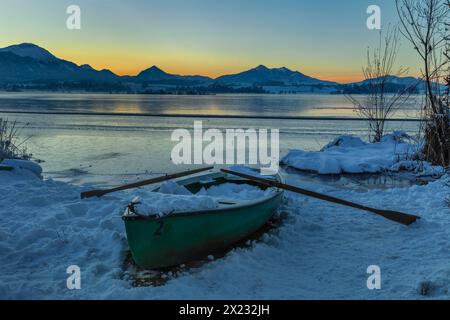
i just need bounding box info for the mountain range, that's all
[0,43,429,93]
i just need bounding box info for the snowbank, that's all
[1,164,450,299]
[0,159,43,179]
[281,132,443,175]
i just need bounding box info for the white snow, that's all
[1,161,449,299]
[128,180,275,217]
[197,183,274,201]
[281,132,444,176]
[128,193,219,218]
[0,159,43,179]
[0,43,57,62]
[158,181,192,195]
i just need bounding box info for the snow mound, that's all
[390,160,446,177]
[0,159,43,179]
[281,132,420,174]
[380,131,416,144]
[321,135,366,150]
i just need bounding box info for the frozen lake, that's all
[0,92,422,186]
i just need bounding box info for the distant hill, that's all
[135,65,212,85]
[216,64,337,87]
[0,43,119,83]
[353,75,420,87]
[0,43,440,94]
[341,75,445,94]
[0,43,58,62]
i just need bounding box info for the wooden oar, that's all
[221,169,420,226]
[81,166,214,199]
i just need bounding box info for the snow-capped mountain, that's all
[0,43,57,63]
[0,43,211,85]
[215,65,337,86]
[0,43,119,83]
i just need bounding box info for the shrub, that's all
[0,118,32,160]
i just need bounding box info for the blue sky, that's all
[0,0,421,82]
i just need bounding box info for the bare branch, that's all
[346,27,411,142]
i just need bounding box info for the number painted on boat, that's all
[154,221,164,236]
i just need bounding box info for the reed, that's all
[0,118,31,160]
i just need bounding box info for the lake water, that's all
[0,92,422,186]
[0,92,424,118]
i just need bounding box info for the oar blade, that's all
[374,209,420,226]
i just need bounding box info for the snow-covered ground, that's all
[0,157,449,299]
[281,132,444,176]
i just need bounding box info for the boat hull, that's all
[123,190,283,269]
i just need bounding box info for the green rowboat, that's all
[123,171,284,269]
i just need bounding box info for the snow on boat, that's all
[122,170,284,269]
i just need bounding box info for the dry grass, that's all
[423,110,450,168]
[446,178,450,208]
[0,118,32,160]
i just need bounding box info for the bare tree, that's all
[346,27,412,142]
[445,1,450,107]
[396,0,450,167]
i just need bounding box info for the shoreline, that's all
[0,110,424,122]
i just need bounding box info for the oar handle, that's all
[80,189,110,199]
[221,169,420,226]
[81,166,214,199]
